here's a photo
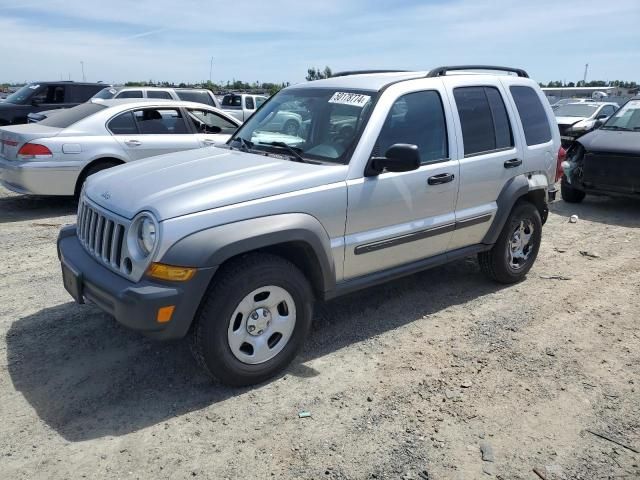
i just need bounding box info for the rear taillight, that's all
[17,143,52,158]
[555,146,567,182]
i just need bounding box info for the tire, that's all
[478,201,542,284]
[282,120,299,136]
[75,160,121,198]
[191,253,314,386]
[560,178,586,203]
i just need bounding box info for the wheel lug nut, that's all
[257,330,263,335]
[251,312,259,320]
[263,310,268,317]
[248,325,256,332]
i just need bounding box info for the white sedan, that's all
[0,99,241,196]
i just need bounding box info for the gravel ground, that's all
[1,187,639,480]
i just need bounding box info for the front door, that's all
[343,89,460,279]
[184,107,239,147]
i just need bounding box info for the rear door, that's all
[443,78,523,250]
[110,107,199,160]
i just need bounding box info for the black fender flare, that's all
[160,213,336,293]
[482,175,530,245]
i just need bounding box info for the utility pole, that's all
[209,57,213,84]
[81,61,85,81]
[583,63,589,85]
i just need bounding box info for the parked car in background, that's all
[560,97,640,202]
[92,86,221,108]
[57,66,561,386]
[0,99,240,196]
[554,101,619,146]
[0,81,107,125]
[221,93,267,122]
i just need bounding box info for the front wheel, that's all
[479,201,542,284]
[561,178,586,203]
[191,253,314,386]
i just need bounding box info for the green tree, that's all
[306,66,333,81]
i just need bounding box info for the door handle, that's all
[504,158,522,168]
[427,173,455,185]
[202,139,216,145]
[124,140,142,147]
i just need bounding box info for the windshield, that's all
[229,88,377,164]
[554,104,598,117]
[38,103,106,128]
[92,87,118,100]
[4,84,40,104]
[602,100,640,131]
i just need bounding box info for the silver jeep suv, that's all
[58,66,562,386]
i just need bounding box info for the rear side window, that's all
[133,108,189,134]
[116,90,143,99]
[245,97,255,110]
[509,86,552,146]
[38,103,107,128]
[108,111,138,135]
[147,90,173,99]
[176,90,214,106]
[454,86,513,156]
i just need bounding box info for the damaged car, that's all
[560,97,640,203]
[555,101,619,147]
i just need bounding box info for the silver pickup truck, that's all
[58,66,562,386]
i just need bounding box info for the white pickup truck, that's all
[220,94,267,122]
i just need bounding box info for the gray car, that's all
[58,66,560,386]
[0,99,240,196]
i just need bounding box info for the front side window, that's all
[116,90,143,99]
[510,86,552,146]
[32,85,66,104]
[186,109,238,134]
[599,105,616,118]
[229,88,377,164]
[376,91,448,164]
[108,111,138,135]
[245,96,255,110]
[147,90,173,100]
[602,100,640,131]
[133,108,188,134]
[454,86,514,156]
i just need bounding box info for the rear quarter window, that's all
[509,86,552,146]
[176,90,214,106]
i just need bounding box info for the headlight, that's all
[138,216,157,255]
[128,212,159,259]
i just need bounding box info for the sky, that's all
[0,0,639,85]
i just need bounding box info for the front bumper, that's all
[0,158,80,195]
[57,225,217,340]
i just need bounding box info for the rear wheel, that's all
[479,201,542,284]
[560,178,586,203]
[191,253,314,386]
[75,160,121,198]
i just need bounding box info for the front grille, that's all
[77,196,128,272]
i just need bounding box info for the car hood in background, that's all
[577,129,640,155]
[555,116,586,125]
[84,147,347,221]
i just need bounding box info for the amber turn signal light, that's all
[147,263,196,282]
[156,305,175,323]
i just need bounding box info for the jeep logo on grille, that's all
[101,191,111,200]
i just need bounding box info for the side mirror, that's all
[593,120,604,129]
[204,125,222,134]
[596,114,607,120]
[365,143,421,177]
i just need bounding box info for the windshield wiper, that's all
[601,125,631,131]
[261,141,307,163]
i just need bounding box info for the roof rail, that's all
[426,65,529,78]
[331,69,409,78]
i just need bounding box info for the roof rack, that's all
[426,65,529,78]
[331,69,409,78]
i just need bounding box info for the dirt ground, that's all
[0,186,638,480]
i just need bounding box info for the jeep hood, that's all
[84,147,348,220]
